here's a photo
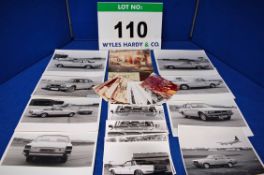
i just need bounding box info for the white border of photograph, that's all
[103,138,176,174]
[15,96,102,132]
[166,99,253,137]
[154,50,218,76]
[32,73,104,98]
[178,125,264,175]
[107,103,166,121]
[164,74,235,100]
[0,131,98,175]
[43,49,108,76]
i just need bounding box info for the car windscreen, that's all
[191,104,211,108]
[36,136,69,142]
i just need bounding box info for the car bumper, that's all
[27,152,66,157]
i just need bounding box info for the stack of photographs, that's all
[154,50,263,174]
[108,50,153,81]
[0,50,108,174]
[103,50,177,175]
[103,103,176,175]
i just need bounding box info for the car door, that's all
[121,161,133,174]
[183,104,193,116]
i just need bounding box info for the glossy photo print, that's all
[178,126,264,175]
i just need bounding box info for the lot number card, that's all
[98,2,163,50]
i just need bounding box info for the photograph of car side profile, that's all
[45,50,107,73]
[105,133,168,143]
[33,74,103,97]
[20,97,100,123]
[168,99,252,136]
[106,120,168,133]
[108,104,165,121]
[154,50,216,76]
[163,74,234,100]
[1,132,97,168]
[178,126,264,175]
[103,140,174,175]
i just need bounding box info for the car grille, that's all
[39,148,55,153]
[208,111,231,115]
[48,84,61,87]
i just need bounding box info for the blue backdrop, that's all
[0,0,71,84]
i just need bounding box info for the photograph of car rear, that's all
[154,50,217,76]
[178,126,264,175]
[163,74,234,100]
[108,104,165,121]
[44,50,107,74]
[103,137,175,175]
[167,99,252,136]
[15,96,101,132]
[33,74,104,98]
[0,132,97,174]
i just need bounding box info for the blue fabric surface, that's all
[0,0,71,84]
[192,0,264,87]
[68,0,195,41]
[0,40,263,175]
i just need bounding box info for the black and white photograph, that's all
[16,96,101,132]
[164,74,234,100]
[167,99,252,136]
[106,120,168,133]
[44,50,107,75]
[103,141,174,175]
[154,50,217,76]
[178,126,264,175]
[108,104,165,121]
[105,133,168,143]
[0,131,97,171]
[33,74,104,98]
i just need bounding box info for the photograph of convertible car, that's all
[168,99,251,136]
[179,126,264,175]
[20,97,100,124]
[45,50,107,73]
[108,104,165,121]
[104,140,174,175]
[33,75,103,97]
[1,132,97,167]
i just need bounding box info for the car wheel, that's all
[226,116,231,120]
[85,65,92,69]
[199,113,208,121]
[180,84,189,90]
[210,83,216,88]
[134,170,144,175]
[196,66,203,69]
[61,155,68,163]
[227,162,233,168]
[167,65,175,69]
[68,112,75,117]
[203,163,210,169]
[40,113,48,118]
[68,86,76,92]
[26,156,32,162]
[56,64,63,68]
[110,170,116,175]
